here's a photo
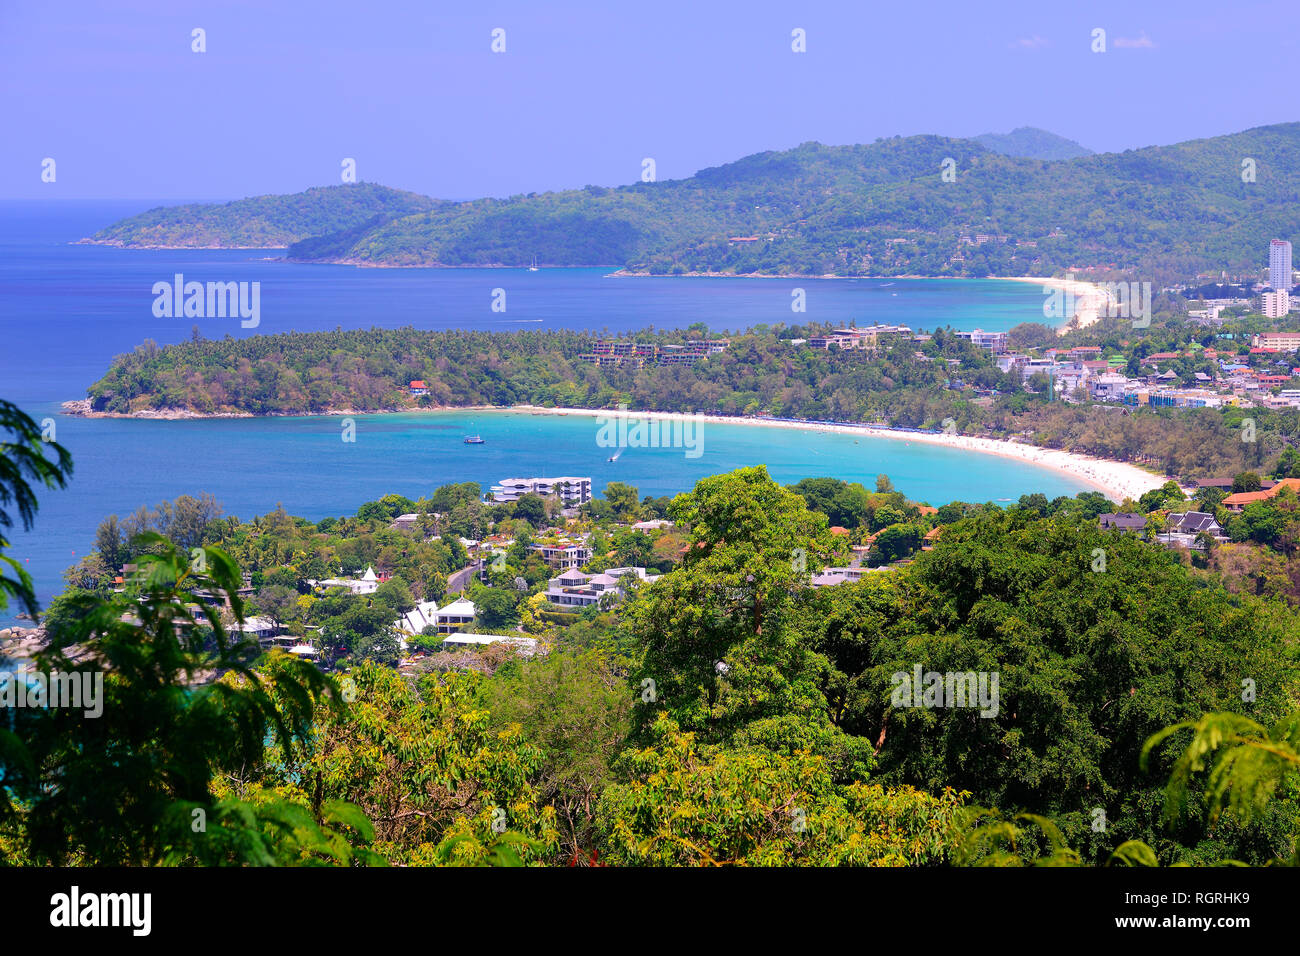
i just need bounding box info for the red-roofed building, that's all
[1141,352,1182,365]
[409,380,428,396]
[1223,478,1300,512]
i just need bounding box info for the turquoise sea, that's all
[0,201,1083,622]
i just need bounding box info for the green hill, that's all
[84,183,438,248]
[973,127,1094,160]
[86,124,1300,277]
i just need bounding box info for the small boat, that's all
[528,255,539,272]
[464,435,485,444]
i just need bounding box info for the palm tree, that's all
[0,399,72,618]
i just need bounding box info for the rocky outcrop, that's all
[0,624,48,660]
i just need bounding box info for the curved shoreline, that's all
[506,405,1165,503]
[58,399,1163,502]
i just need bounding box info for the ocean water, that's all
[0,200,1079,622]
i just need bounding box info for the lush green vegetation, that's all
[6,392,1300,867]
[87,124,1300,276]
[80,321,1300,483]
[83,325,996,418]
[87,183,437,249]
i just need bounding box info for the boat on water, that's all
[464,435,485,444]
[528,255,539,272]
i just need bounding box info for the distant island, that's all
[82,124,1300,278]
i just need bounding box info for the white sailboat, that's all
[528,255,539,272]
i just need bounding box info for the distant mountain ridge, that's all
[86,124,1300,277]
[972,127,1094,160]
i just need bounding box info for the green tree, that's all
[512,493,546,528]
[0,400,72,618]
[816,508,1296,862]
[1232,471,1262,493]
[475,588,521,631]
[603,482,641,521]
[3,536,371,865]
[626,467,862,772]
[241,662,558,866]
[596,716,963,866]
[479,650,631,860]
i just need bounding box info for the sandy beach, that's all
[1003,275,1112,333]
[510,405,1166,503]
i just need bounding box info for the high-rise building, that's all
[1270,239,1293,296]
[1263,290,1290,319]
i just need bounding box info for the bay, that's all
[0,201,1078,623]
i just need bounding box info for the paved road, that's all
[446,562,480,594]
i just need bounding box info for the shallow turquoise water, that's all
[3,409,1089,622]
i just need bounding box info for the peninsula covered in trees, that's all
[70,320,1300,482]
[84,123,1300,277]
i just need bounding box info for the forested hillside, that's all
[84,124,1300,276]
[84,183,440,248]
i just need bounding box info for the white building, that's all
[956,329,1009,353]
[396,600,442,636]
[433,597,476,633]
[490,477,592,505]
[531,542,593,569]
[228,616,279,641]
[1270,239,1293,299]
[314,566,380,595]
[1089,372,1131,401]
[394,596,477,637]
[544,566,657,608]
[1263,290,1290,319]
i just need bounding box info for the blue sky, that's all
[2,0,1295,200]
